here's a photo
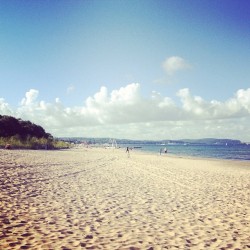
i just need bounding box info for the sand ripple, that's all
[0,148,249,249]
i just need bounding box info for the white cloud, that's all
[0,98,12,115]
[67,84,75,94]
[176,88,250,120]
[21,89,39,106]
[236,88,250,112]
[163,56,192,75]
[1,84,250,141]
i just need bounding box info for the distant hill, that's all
[59,137,244,146]
[0,115,52,139]
[180,138,242,145]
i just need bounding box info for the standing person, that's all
[126,147,130,158]
[164,147,167,154]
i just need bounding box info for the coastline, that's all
[131,146,250,168]
[1,147,249,249]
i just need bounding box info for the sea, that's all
[122,143,250,161]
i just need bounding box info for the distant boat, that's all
[108,138,118,149]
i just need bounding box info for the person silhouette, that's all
[126,147,130,157]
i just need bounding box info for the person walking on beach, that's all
[126,147,130,158]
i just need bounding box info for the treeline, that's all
[0,115,69,149]
[0,115,51,139]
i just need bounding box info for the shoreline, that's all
[1,147,249,249]
[128,147,250,167]
[117,142,250,162]
[2,143,250,163]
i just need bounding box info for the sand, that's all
[0,147,249,250]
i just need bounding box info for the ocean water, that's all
[123,144,250,161]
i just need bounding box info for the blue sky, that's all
[1,0,250,141]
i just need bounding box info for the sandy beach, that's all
[0,147,249,250]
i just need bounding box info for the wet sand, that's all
[0,147,249,249]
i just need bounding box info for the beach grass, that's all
[0,135,70,150]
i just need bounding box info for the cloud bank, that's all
[1,83,250,141]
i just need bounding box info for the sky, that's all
[1,0,250,141]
